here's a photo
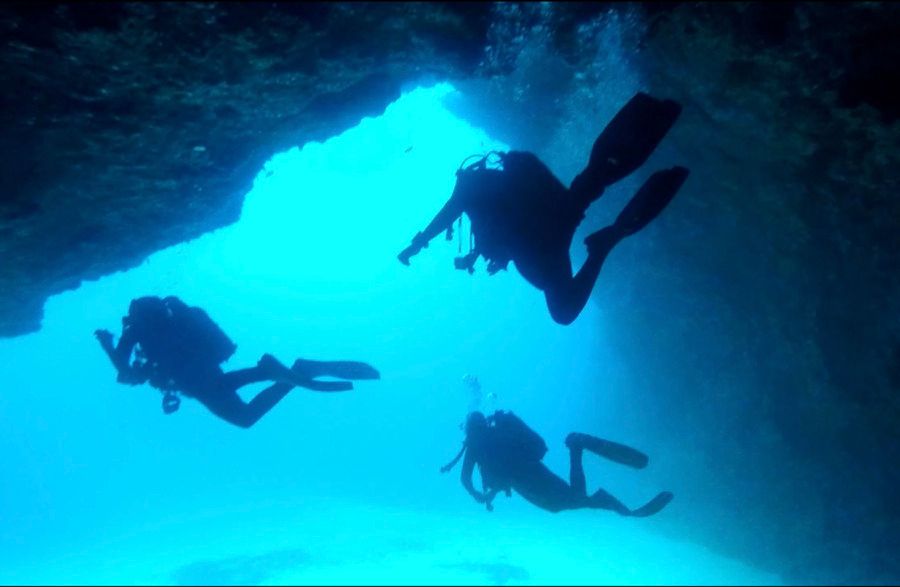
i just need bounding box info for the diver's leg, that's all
[517,217,619,325]
[565,432,670,516]
[198,382,294,429]
[512,462,587,513]
[542,241,612,326]
[241,382,296,426]
[545,166,690,325]
[218,366,272,392]
[566,432,649,469]
[547,165,689,322]
[567,438,588,498]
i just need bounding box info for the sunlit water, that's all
[0,85,781,585]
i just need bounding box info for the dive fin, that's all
[299,379,354,393]
[629,491,674,517]
[258,353,298,382]
[583,225,622,259]
[293,358,380,380]
[614,166,689,236]
[258,354,356,392]
[568,432,650,469]
[571,92,683,195]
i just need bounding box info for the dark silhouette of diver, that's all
[442,410,673,516]
[95,295,380,428]
[398,92,690,325]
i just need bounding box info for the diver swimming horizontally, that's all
[95,295,380,428]
[442,410,673,516]
[398,91,690,325]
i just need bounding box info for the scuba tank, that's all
[452,152,512,274]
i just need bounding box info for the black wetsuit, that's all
[96,296,379,428]
[457,413,673,516]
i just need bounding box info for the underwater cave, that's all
[1,2,898,585]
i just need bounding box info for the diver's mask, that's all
[456,151,505,175]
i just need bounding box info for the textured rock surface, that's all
[2,1,898,583]
[456,3,899,584]
[0,1,492,336]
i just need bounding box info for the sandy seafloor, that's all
[0,495,781,585]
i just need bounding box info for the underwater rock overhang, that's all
[0,1,494,336]
[1,2,897,339]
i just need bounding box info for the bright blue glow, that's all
[0,84,780,585]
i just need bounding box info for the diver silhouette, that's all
[442,410,673,516]
[398,92,690,325]
[95,295,380,428]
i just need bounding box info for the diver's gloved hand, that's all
[398,232,428,265]
[397,245,417,266]
[483,490,498,512]
[94,328,113,352]
[94,328,114,347]
[473,489,497,512]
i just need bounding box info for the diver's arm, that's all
[95,328,128,371]
[95,328,144,385]
[483,488,499,512]
[420,196,464,243]
[460,451,492,508]
[398,196,463,265]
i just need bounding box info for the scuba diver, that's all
[441,410,673,516]
[398,91,690,325]
[95,295,380,428]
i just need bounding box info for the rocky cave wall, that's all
[457,3,899,584]
[462,3,899,584]
[2,2,899,584]
[0,1,492,336]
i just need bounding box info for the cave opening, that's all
[0,83,781,585]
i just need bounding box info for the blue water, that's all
[0,85,781,585]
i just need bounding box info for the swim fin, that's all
[629,491,674,517]
[299,379,354,392]
[570,92,683,196]
[292,358,381,381]
[614,166,689,237]
[257,354,356,392]
[258,353,299,383]
[566,432,650,469]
